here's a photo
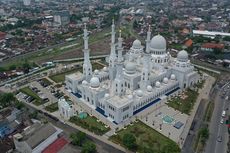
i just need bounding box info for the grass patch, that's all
[49,62,104,83]
[109,120,180,153]
[19,87,44,106]
[45,102,58,112]
[204,102,214,122]
[92,62,104,70]
[41,78,53,86]
[70,114,110,135]
[167,88,199,115]
[49,69,80,83]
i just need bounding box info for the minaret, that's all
[109,19,117,80]
[140,53,150,90]
[140,26,151,90]
[82,23,92,82]
[146,25,151,53]
[113,30,125,97]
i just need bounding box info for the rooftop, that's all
[20,123,57,149]
[193,30,230,37]
[42,137,68,153]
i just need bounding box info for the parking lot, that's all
[17,77,64,109]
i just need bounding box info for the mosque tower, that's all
[113,30,125,96]
[140,26,151,90]
[109,19,117,81]
[82,24,92,82]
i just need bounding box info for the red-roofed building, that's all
[184,39,193,48]
[201,43,224,52]
[0,32,6,41]
[42,137,68,153]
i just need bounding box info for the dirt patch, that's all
[37,38,110,65]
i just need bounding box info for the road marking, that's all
[214,88,229,153]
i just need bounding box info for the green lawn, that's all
[19,87,44,106]
[70,115,110,135]
[41,78,53,86]
[49,69,80,83]
[49,62,104,83]
[92,62,104,70]
[45,102,58,112]
[109,121,180,153]
[167,88,199,115]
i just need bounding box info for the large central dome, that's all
[150,34,167,52]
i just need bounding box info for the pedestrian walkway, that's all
[178,74,216,147]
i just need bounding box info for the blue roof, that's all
[72,92,82,98]
[96,107,107,117]
[165,87,180,96]
[133,98,161,115]
[174,121,184,129]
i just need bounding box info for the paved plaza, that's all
[140,104,188,143]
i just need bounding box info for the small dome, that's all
[150,34,167,51]
[103,67,108,72]
[82,80,88,85]
[177,50,188,62]
[125,62,136,74]
[170,74,176,80]
[90,77,100,88]
[155,81,161,88]
[127,95,133,99]
[94,69,99,75]
[147,85,153,92]
[137,90,143,97]
[104,93,110,98]
[132,39,141,48]
[163,77,168,84]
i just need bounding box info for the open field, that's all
[49,62,104,83]
[69,114,110,135]
[109,120,180,153]
[45,102,58,112]
[167,89,199,115]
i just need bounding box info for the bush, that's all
[81,141,96,153]
[70,131,86,146]
[122,133,137,150]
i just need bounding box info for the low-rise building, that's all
[201,43,224,52]
[58,98,75,120]
[0,107,22,138]
[13,123,63,153]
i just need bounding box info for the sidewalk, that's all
[178,74,216,148]
[17,94,128,153]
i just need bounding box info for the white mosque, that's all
[65,21,199,124]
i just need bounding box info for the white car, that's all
[220,118,224,124]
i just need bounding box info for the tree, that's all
[0,93,16,108]
[122,133,137,150]
[9,64,16,70]
[161,142,180,153]
[81,141,96,153]
[199,127,209,144]
[213,48,222,54]
[70,131,86,146]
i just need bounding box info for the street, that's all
[204,82,230,153]
[23,102,125,153]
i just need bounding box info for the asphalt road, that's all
[204,82,230,153]
[182,99,207,153]
[24,103,125,153]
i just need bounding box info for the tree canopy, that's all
[122,133,137,150]
[0,93,16,108]
[81,141,97,153]
[70,131,86,146]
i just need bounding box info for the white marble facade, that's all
[58,98,74,120]
[65,22,199,124]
